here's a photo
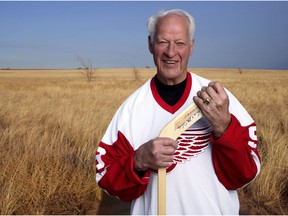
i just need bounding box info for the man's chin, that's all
[157,68,187,84]
[163,67,184,77]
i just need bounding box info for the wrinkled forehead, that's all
[155,14,190,38]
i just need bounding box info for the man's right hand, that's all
[134,138,178,171]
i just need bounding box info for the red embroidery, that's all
[155,125,212,173]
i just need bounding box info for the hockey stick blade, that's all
[157,102,203,215]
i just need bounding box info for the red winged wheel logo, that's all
[166,125,212,173]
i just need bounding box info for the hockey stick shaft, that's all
[158,103,203,215]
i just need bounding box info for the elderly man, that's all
[96,9,260,214]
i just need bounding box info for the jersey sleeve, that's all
[95,101,150,202]
[96,131,149,202]
[211,93,260,190]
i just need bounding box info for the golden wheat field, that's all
[0,68,287,214]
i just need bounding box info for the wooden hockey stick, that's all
[158,102,203,215]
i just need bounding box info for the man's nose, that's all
[165,42,177,57]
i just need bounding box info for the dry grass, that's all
[0,68,287,214]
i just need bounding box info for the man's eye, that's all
[176,42,185,46]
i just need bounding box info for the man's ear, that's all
[189,39,195,56]
[148,36,154,54]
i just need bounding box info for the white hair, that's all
[147,9,195,43]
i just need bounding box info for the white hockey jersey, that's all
[96,72,260,214]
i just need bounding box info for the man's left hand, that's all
[193,82,231,139]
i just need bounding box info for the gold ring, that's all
[204,97,211,105]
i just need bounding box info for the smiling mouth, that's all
[163,60,179,64]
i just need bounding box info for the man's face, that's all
[149,14,194,85]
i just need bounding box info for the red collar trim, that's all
[150,72,192,114]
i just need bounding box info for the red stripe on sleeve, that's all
[211,114,260,189]
[96,131,149,201]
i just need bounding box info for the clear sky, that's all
[1,1,288,70]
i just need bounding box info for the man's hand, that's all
[134,138,178,171]
[193,82,231,139]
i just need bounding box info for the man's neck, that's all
[155,76,187,106]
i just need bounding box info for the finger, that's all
[158,161,173,169]
[193,95,208,108]
[152,138,177,161]
[161,138,178,149]
[156,154,174,168]
[201,86,207,91]
[208,82,225,95]
[161,154,175,162]
[162,146,177,156]
[198,86,216,103]
[209,82,229,105]
[205,86,218,101]
[196,92,213,107]
[197,89,210,101]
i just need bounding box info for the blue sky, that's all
[0,1,288,70]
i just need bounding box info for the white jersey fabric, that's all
[96,72,260,215]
